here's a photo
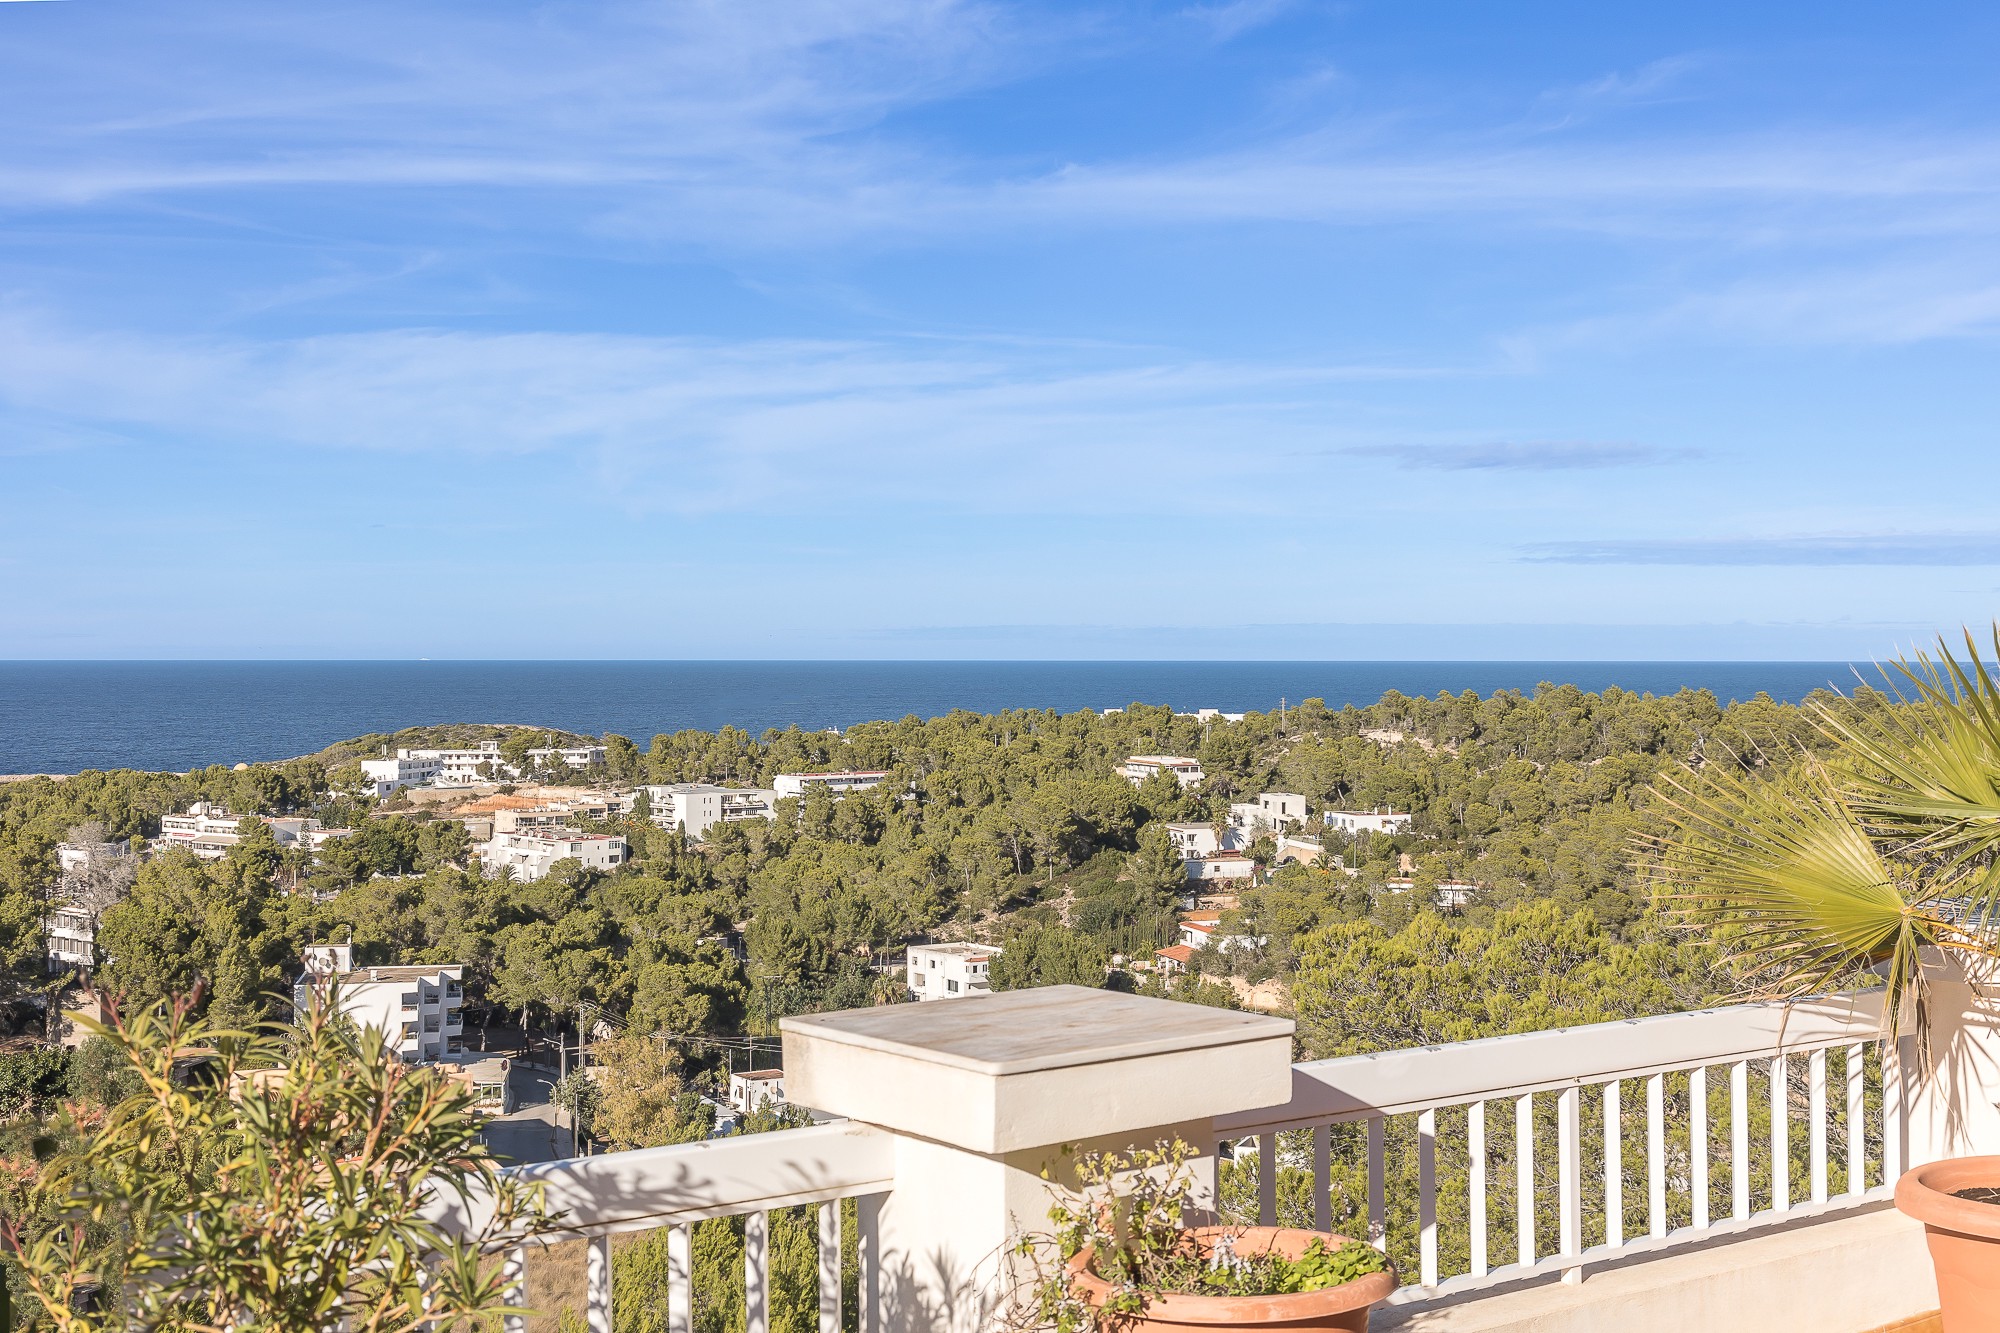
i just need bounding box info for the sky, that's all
[3,1,2000,660]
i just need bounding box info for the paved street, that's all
[479,1060,567,1165]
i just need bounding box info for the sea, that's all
[0,661,1870,775]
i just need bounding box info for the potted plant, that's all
[1647,630,2000,1329]
[1020,1139,1395,1333]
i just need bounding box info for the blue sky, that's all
[4,0,2000,660]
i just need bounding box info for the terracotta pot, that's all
[1066,1225,1397,1333]
[1896,1157,2000,1331]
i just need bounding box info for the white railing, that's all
[1210,990,1901,1307]
[444,1120,894,1333]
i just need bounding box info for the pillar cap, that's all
[782,986,1295,1153]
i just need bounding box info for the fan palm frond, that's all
[1647,757,1965,1036]
[1819,628,2000,911]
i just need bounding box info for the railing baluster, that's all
[587,1235,612,1333]
[1368,1116,1387,1252]
[857,1195,882,1333]
[503,1244,527,1333]
[1846,1042,1866,1194]
[1731,1060,1750,1220]
[1690,1066,1709,1230]
[1557,1086,1582,1285]
[818,1201,841,1333]
[746,1210,769,1333]
[1646,1072,1666,1237]
[1419,1108,1438,1287]
[1258,1133,1278,1227]
[1603,1079,1623,1249]
[1771,1055,1790,1213]
[1312,1123,1331,1233]
[1515,1093,1535,1267]
[1884,1038,1906,1184]
[1469,1100,1488,1278]
[668,1224,692,1333]
[1197,1136,1221,1220]
[1809,1048,1828,1204]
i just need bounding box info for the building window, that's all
[947,979,960,993]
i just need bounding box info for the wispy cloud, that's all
[1183,0,1295,43]
[0,313,1450,515]
[1521,534,2000,566]
[1341,442,1697,471]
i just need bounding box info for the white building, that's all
[372,740,607,791]
[45,904,96,971]
[905,942,1000,1002]
[1178,911,1267,953]
[158,802,322,859]
[294,944,465,1063]
[645,784,780,839]
[477,828,628,881]
[1118,756,1205,789]
[57,838,131,880]
[439,1054,514,1115]
[1162,822,1239,859]
[359,752,442,798]
[773,771,889,799]
[729,1068,787,1116]
[1323,808,1413,837]
[1228,792,1310,836]
[1174,709,1246,723]
[1185,851,1257,883]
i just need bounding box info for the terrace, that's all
[435,972,2000,1333]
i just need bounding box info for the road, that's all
[479,1060,568,1165]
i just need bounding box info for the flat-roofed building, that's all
[1185,851,1257,883]
[1323,808,1413,836]
[905,941,1000,1002]
[1228,792,1310,835]
[158,802,322,859]
[1163,822,1239,859]
[477,828,628,881]
[773,771,889,799]
[646,783,780,838]
[294,945,465,1064]
[360,752,443,798]
[1117,756,1205,789]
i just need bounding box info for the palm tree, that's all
[1646,628,2000,1048]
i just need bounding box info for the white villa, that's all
[773,771,889,799]
[1228,792,1311,835]
[1118,755,1206,789]
[1323,807,1414,836]
[904,942,999,1002]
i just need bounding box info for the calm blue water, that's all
[0,661,1865,774]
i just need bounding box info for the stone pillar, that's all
[782,985,1294,1333]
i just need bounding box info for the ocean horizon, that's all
[0,660,1880,775]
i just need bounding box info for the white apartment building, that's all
[373,741,608,791]
[772,771,889,799]
[477,828,627,881]
[1228,792,1310,836]
[1322,807,1414,836]
[359,752,442,798]
[729,1068,787,1116]
[45,904,96,971]
[157,802,322,859]
[1117,756,1205,789]
[1185,851,1257,883]
[645,784,779,839]
[1174,708,1246,723]
[1162,822,1239,859]
[294,944,465,1063]
[905,942,1000,1002]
